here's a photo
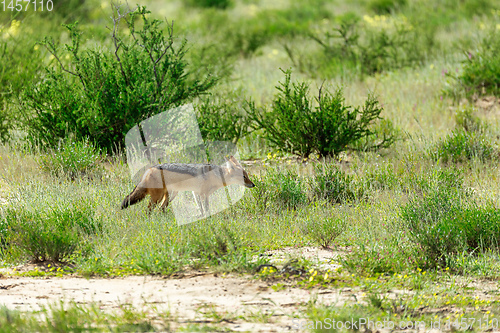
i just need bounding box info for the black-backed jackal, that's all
[121,156,255,214]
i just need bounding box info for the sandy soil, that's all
[0,247,351,332]
[0,274,356,332]
[1,247,498,332]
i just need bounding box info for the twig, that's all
[108,2,137,86]
[43,39,77,77]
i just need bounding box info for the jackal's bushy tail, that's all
[121,185,147,209]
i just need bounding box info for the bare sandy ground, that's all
[1,247,498,332]
[0,273,356,331]
[0,247,350,332]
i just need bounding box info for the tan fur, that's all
[121,156,255,213]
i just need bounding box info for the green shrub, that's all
[38,137,101,179]
[21,5,217,152]
[368,0,406,14]
[400,167,500,268]
[310,163,360,203]
[198,0,329,58]
[183,0,232,9]
[186,38,235,82]
[0,215,8,252]
[304,14,434,77]
[404,202,500,268]
[450,31,500,99]
[460,0,496,17]
[300,208,346,249]
[400,167,464,231]
[0,19,44,142]
[46,0,90,21]
[2,205,102,262]
[434,129,495,163]
[186,221,241,260]
[247,174,269,212]
[229,0,330,57]
[254,0,329,38]
[409,0,496,24]
[250,167,308,211]
[430,106,494,163]
[225,22,271,58]
[196,91,253,144]
[262,168,309,210]
[454,106,484,133]
[363,162,399,191]
[246,69,394,158]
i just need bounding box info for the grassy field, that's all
[1,0,500,331]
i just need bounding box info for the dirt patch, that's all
[475,96,499,113]
[0,274,352,332]
[259,246,343,271]
[0,247,349,331]
[1,248,499,332]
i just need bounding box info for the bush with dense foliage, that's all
[249,167,309,211]
[183,0,232,9]
[450,31,500,99]
[246,69,395,158]
[434,129,494,163]
[288,13,434,78]
[21,5,217,152]
[2,204,102,262]
[431,107,496,163]
[38,137,102,179]
[368,0,407,14]
[310,163,361,203]
[0,19,44,142]
[300,207,346,249]
[401,168,500,268]
[195,91,253,144]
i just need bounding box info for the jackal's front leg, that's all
[148,188,165,212]
[159,192,170,212]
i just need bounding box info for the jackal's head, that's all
[225,156,255,188]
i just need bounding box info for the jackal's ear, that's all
[229,156,241,166]
[223,156,232,168]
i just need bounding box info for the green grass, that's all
[2,144,499,276]
[2,0,500,331]
[0,301,173,332]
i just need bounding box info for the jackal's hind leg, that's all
[203,196,210,216]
